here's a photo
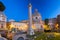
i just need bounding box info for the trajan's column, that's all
[28,3,34,35]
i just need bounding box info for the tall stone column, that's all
[28,3,34,35]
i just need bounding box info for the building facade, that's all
[48,18,57,31]
[0,2,7,30]
[32,9,44,31]
[7,20,28,32]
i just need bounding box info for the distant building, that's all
[32,9,44,31]
[0,2,7,30]
[48,18,57,25]
[7,20,28,32]
[48,18,57,30]
[57,14,60,28]
[57,14,60,23]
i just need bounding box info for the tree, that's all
[44,19,49,25]
[0,2,5,11]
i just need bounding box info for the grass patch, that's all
[34,32,60,40]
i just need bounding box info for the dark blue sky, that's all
[0,0,60,21]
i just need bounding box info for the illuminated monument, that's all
[0,2,7,29]
[27,3,34,35]
[32,9,44,31]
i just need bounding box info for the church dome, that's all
[32,9,41,18]
[32,9,42,23]
[33,9,41,16]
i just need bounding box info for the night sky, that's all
[0,0,60,21]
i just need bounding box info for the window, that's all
[2,18,5,20]
[36,17,38,19]
[1,24,3,28]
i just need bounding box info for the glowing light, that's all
[32,25,36,30]
[9,24,14,28]
[56,24,59,29]
[43,25,51,30]
[54,33,60,35]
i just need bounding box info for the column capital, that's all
[28,3,32,7]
